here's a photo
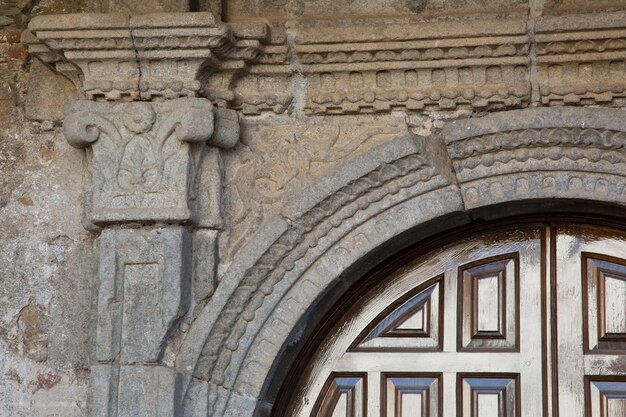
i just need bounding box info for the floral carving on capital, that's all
[63,98,238,226]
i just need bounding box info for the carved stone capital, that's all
[63,97,238,226]
[23,12,268,101]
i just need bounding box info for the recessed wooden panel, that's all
[351,276,443,351]
[583,254,626,353]
[476,276,501,333]
[458,255,519,351]
[311,374,366,417]
[382,374,441,417]
[586,378,626,417]
[458,375,519,417]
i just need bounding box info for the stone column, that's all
[22,12,268,416]
[63,98,235,416]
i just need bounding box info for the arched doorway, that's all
[176,107,626,417]
[275,219,626,417]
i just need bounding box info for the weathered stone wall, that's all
[1,3,94,415]
[2,1,626,416]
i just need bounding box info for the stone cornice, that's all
[535,12,626,106]
[24,12,269,101]
[295,18,531,114]
[23,10,626,114]
[234,10,626,115]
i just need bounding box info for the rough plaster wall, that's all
[1,2,96,415]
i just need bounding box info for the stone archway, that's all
[11,4,626,416]
[176,107,626,417]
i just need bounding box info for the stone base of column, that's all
[90,364,184,417]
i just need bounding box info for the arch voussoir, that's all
[444,107,626,210]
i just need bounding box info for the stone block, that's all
[107,0,190,13]
[25,59,79,122]
[181,377,209,417]
[190,147,224,228]
[212,108,240,149]
[90,364,183,417]
[192,229,218,305]
[223,0,528,22]
[89,364,119,417]
[96,227,192,364]
[117,365,183,417]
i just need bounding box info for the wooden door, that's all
[281,224,626,417]
[554,225,626,417]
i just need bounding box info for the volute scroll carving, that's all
[63,98,238,226]
[63,112,119,149]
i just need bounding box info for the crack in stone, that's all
[286,28,306,117]
[128,16,142,101]
[528,0,546,105]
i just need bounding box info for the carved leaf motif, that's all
[117,135,160,193]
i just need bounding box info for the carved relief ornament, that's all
[63,98,237,227]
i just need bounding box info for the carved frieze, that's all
[231,9,625,114]
[63,97,237,225]
[294,19,531,114]
[224,7,626,115]
[221,115,410,259]
[536,11,626,106]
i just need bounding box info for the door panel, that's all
[586,378,626,417]
[555,226,626,416]
[582,255,626,353]
[352,277,443,351]
[458,375,519,417]
[312,374,367,417]
[458,254,519,351]
[382,374,441,417]
[285,224,626,417]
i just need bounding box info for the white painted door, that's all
[281,224,626,417]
